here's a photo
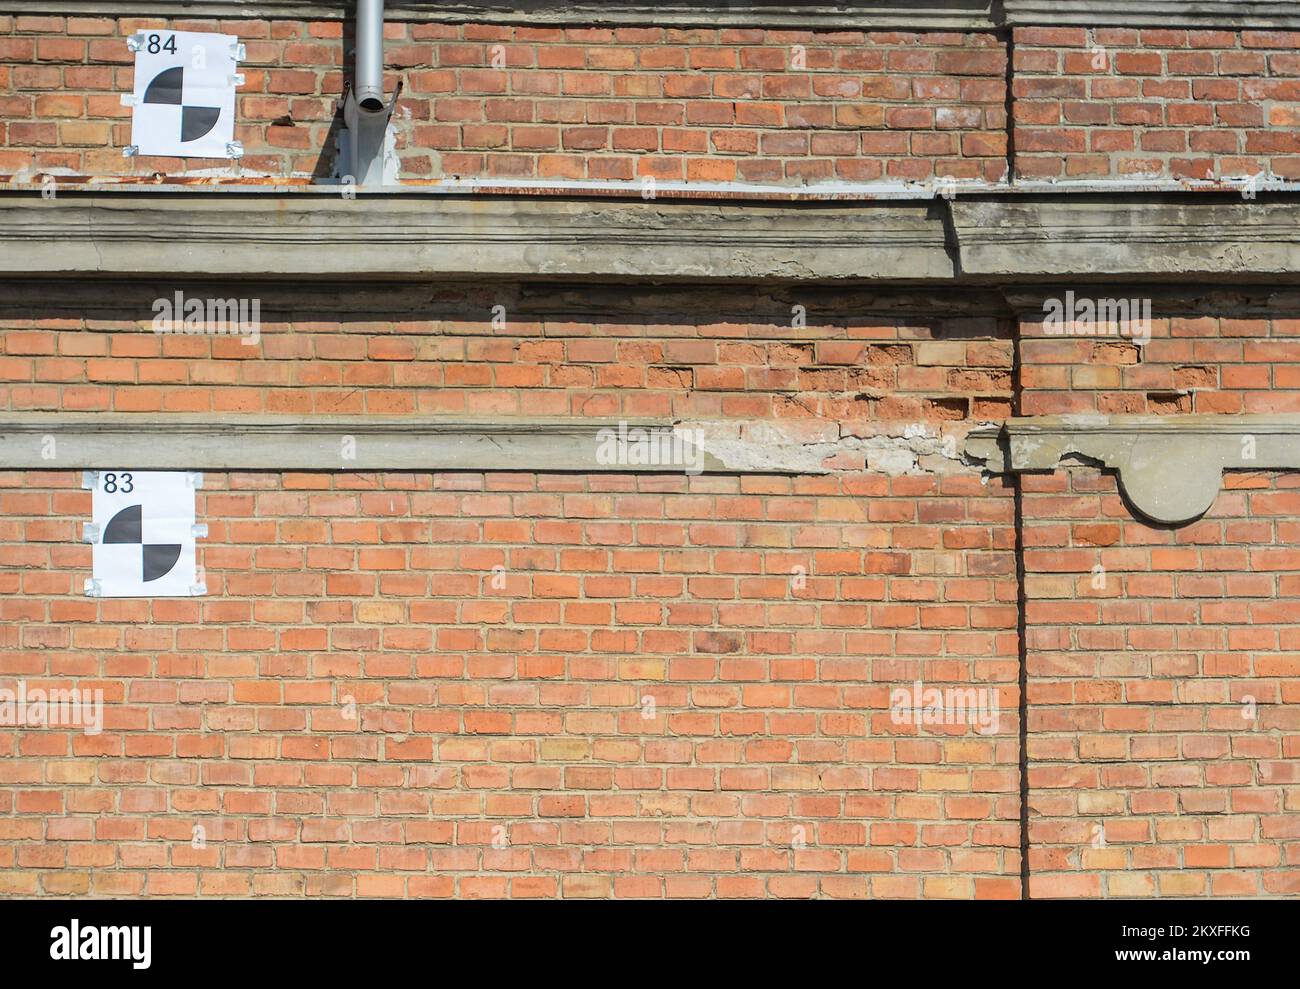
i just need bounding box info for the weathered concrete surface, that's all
[7,193,1300,283]
[967,414,1300,524]
[1003,0,1300,28]
[0,194,952,283]
[950,198,1300,282]
[0,414,994,477]
[0,415,724,473]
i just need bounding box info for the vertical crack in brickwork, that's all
[1009,307,1030,898]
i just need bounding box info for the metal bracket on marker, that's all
[191,524,208,538]
[225,142,244,160]
[122,145,139,158]
[126,32,145,52]
[84,578,103,598]
[186,472,204,489]
[120,93,137,107]
[231,41,246,60]
[81,470,99,490]
[82,523,100,544]
[230,73,246,87]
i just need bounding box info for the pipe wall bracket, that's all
[339,81,400,189]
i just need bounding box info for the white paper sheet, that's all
[129,31,239,159]
[88,471,202,598]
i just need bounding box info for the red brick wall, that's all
[3,280,1299,898]
[0,15,1008,185]
[0,286,1014,422]
[8,15,1300,188]
[1013,27,1300,181]
[1010,297,1300,898]
[1019,304,1300,416]
[1024,468,1300,898]
[0,468,1020,898]
[2,8,1299,902]
[396,24,1008,185]
[2,14,345,179]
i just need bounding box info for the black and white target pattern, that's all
[89,472,201,598]
[101,503,184,583]
[128,30,239,158]
[140,65,223,144]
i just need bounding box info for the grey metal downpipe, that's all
[340,0,398,187]
[354,0,386,112]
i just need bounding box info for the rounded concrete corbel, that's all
[1114,431,1226,525]
[977,414,1300,525]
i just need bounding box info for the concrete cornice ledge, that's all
[0,194,951,283]
[968,414,1300,525]
[8,193,1300,284]
[949,198,1300,282]
[0,414,730,473]
[1002,1,1300,28]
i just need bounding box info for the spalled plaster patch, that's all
[687,420,994,476]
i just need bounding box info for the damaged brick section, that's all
[2,2,1300,904]
[692,419,996,475]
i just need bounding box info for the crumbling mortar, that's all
[684,419,997,476]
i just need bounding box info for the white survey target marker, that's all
[127,30,242,158]
[87,471,203,598]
